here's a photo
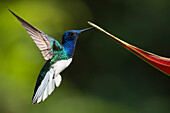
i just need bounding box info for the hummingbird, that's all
[9,9,94,104]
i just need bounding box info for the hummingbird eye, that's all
[69,32,75,36]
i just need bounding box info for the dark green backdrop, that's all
[0,0,170,113]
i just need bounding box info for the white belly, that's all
[51,58,72,76]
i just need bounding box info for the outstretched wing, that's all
[9,9,63,60]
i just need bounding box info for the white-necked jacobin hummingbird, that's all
[9,9,94,104]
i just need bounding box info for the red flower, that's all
[88,21,170,76]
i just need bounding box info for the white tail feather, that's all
[33,71,50,103]
[54,74,62,87]
[37,95,42,103]
[43,85,48,101]
[48,77,55,95]
[32,68,62,104]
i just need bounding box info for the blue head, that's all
[62,27,94,58]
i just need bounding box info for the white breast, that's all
[52,58,72,76]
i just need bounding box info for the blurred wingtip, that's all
[8,9,15,16]
[8,9,21,20]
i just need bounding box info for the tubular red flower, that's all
[88,21,170,76]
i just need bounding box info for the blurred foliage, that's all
[0,0,170,113]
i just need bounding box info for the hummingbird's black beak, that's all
[79,27,94,34]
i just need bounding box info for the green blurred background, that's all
[0,0,170,113]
